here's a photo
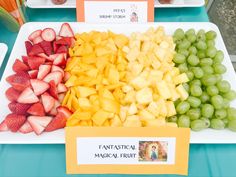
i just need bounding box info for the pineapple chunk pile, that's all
[63,27,189,127]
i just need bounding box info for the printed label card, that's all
[76,0,154,23]
[65,127,190,175]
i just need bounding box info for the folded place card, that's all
[65,127,190,175]
[76,0,154,23]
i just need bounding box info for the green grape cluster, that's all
[169,28,236,132]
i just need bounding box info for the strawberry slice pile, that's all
[0,23,74,135]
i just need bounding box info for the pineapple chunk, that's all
[174,73,189,85]
[100,98,120,113]
[108,67,120,84]
[119,106,128,122]
[156,81,171,99]
[131,76,149,90]
[139,110,156,121]
[166,101,176,117]
[92,110,110,126]
[176,84,189,100]
[78,98,92,110]
[144,119,166,127]
[147,102,160,117]
[124,90,136,104]
[123,115,142,127]
[136,87,153,104]
[166,122,178,127]
[128,103,138,115]
[111,115,122,127]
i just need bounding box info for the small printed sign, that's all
[76,0,154,23]
[65,127,190,175]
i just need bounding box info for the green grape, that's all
[202,66,214,74]
[206,85,219,96]
[187,34,197,43]
[191,119,206,131]
[228,120,236,132]
[178,63,188,73]
[187,96,201,108]
[223,99,230,109]
[167,116,178,123]
[216,80,231,93]
[200,117,211,128]
[174,99,181,107]
[178,49,189,57]
[190,79,202,86]
[190,85,202,97]
[187,55,199,66]
[197,30,206,41]
[201,75,217,86]
[223,90,236,101]
[173,53,186,64]
[201,104,214,118]
[214,50,224,63]
[176,101,190,114]
[215,109,227,119]
[187,108,201,120]
[174,28,185,40]
[188,46,197,55]
[186,29,195,36]
[213,63,226,74]
[186,71,194,81]
[200,58,213,66]
[196,40,207,50]
[206,46,217,58]
[178,39,191,49]
[192,67,204,78]
[206,30,217,40]
[215,74,223,82]
[222,118,229,126]
[177,115,190,128]
[211,95,224,109]
[210,119,225,130]
[200,92,210,103]
[197,50,206,59]
[183,83,190,92]
[227,108,236,120]
[207,40,215,48]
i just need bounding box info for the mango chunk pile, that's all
[63,27,189,127]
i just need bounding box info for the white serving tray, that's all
[0,43,8,68]
[26,0,204,8]
[0,22,236,144]
[155,0,205,8]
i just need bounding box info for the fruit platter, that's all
[0,22,236,144]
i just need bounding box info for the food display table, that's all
[0,6,235,177]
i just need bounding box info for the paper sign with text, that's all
[76,0,154,23]
[65,127,190,175]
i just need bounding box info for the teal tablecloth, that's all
[1,7,235,177]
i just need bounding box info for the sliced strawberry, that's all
[30,79,49,96]
[40,40,53,56]
[41,92,55,113]
[49,80,58,100]
[28,30,42,41]
[22,56,29,65]
[13,59,29,73]
[28,116,53,135]
[6,73,30,91]
[37,53,51,60]
[53,41,59,53]
[49,100,60,116]
[57,83,67,93]
[41,28,56,42]
[53,53,66,66]
[43,71,63,85]
[0,120,8,132]
[51,65,64,76]
[45,62,53,65]
[8,102,31,114]
[28,70,38,79]
[33,36,43,44]
[25,41,33,55]
[17,87,39,104]
[45,112,66,132]
[19,121,33,134]
[28,56,46,70]
[57,106,72,118]
[5,114,26,132]
[55,38,68,45]
[59,23,74,37]
[27,102,45,116]
[56,45,68,54]
[63,72,71,82]
[37,64,51,80]
[29,44,44,56]
[58,93,65,103]
[5,87,21,102]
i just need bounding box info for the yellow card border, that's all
[76,0,154,22]
[65,127,190,175]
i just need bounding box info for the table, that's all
[1,6,235,177]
